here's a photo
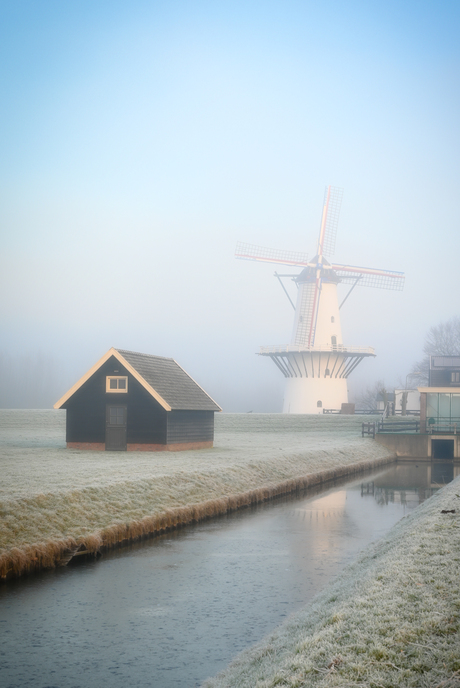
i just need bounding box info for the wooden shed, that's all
[54,348,221,451]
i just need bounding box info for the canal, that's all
[0,460,454,688]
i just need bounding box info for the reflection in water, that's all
[0,461,456,688]
[431,461,455,485]
[362,461,457,507]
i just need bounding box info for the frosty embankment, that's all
[0,410,393,579]
[202,475,460,688]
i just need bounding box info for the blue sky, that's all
[1,0,459,409]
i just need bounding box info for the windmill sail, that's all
[294,272,320,347]
[318,186,343,257]
[235,242,309,267]
[292,260,341,348]
[331,263,405,290]
[306,186,344,346]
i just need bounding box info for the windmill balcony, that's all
[258,344,375,355]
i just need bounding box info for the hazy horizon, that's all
[1,0,459,411]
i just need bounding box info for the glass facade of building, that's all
[426,392,460,424]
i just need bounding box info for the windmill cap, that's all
[295,256,341,284]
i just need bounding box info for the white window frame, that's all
[106,376,128,393]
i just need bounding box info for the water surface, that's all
[0,461,453,688]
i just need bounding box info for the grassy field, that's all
[3,410,458,686]
[202,474,460,688]
[0,410,393,578]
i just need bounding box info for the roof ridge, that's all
[115,348,174,362]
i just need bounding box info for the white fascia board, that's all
[54,347,171,411]
[114,350,171,411]
[417,387,460,394]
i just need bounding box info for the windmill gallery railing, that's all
[259,344,375,355]
[258,344,376,380]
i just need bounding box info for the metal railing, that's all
[381,402,391,421]
[426,419,459,434]
[377,420,420,433]
[362,422,376,438]
[325,408,381,415]
[362,419,421,437]
[259,344,375,355]
[363,418,460,436]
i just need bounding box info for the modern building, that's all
[419,356,460,435]
[375,355,460,460]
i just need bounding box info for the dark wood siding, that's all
[125,383,167,444]
[65,356,168,444]
[167,411,214,444]
[65,365,108,442]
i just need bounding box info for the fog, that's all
[1,0,459,411]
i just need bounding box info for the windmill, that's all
[236,186,405,414]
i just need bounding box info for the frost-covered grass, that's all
[0,410,393,577]
[202,475,460,688]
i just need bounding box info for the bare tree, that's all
[357,379,387,411]
[400,390,408,416]
[410,316,460,385]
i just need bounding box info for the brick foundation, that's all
[66,441,213,452]
[67,442,106,450]
[127,441,213,451]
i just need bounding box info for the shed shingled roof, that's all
[116,349,221,411]
[53,347,221,411]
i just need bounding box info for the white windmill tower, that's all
[236,186,405,414]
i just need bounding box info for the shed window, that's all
[451,372,460,383]
[106,376,128,393]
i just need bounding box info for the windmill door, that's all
[106,405,127,450]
